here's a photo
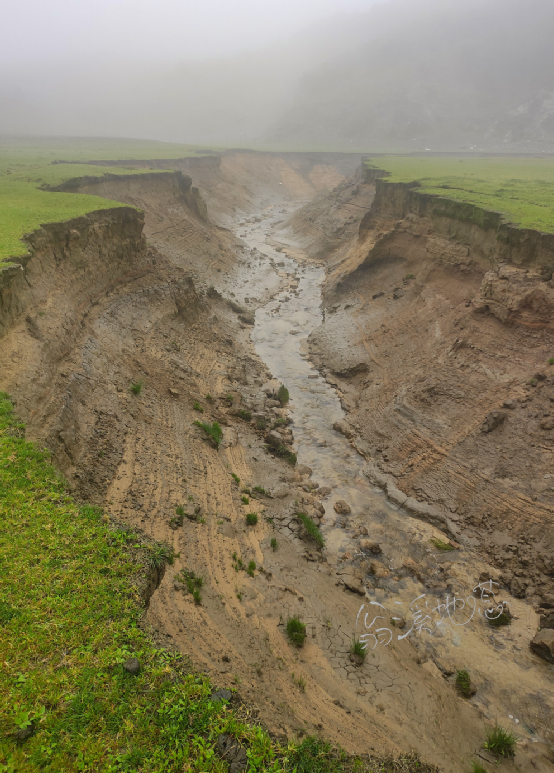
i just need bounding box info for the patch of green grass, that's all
[364,155,554,233]
[205,394,214,403]
[253,485,269,497]
[247,561,256,577]
[237,409,252,421]
[0,392,291,772]
[177,570,204,605]
[548,357,554,365]
[175,505,185,517]
[246,512,258,526]
[193,420,223,449]
[484,724,517,758]
[231,473,240,484]
[297,512,325,548]
[430,537,455,552]
[275,445,297,465]
[270,537,278,551]
[350,639,366,662]
[241,495,250,505]
[193,402,204,413]
[455,669,472,698]
[277,384,289,406]
[232,553,245,572]
[286,616,307,648]
[130,380,144,395]
[256,418,267,430]
[470,762,489,773]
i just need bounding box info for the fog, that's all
[2,0,554,151]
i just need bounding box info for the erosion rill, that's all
[1,149,553,772]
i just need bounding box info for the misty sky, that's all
[2,0,380,65]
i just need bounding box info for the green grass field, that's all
[0,137,209,263]
[365,156,554,233]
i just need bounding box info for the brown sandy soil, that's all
[284,179,554,613]
[1,152,553,773]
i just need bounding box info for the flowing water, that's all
[235,202,553,748]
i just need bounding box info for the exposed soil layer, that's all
[1,152,554,773]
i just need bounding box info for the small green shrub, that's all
[455,669,472,697]
[194,420,223,449]
[246,512,258,526]
[180,570,203,604]
[231,473,240,484]
[297,512,324,548]
[237,409,252,421]
[256,418,266,430]
[293,674,306,692]
[275,444,297,465]
[471,762,488,773]
[549,357,554,365]
[273,417,287,427]
[484,724,517,758]
[130,380,143,395]
[405,273,414,280]
[175,505,185,517]
[247,560,256,577]
[241,495,249,505]
[232,552,245,572]
[350,638,366,661]
[253,485,268,497]
[530,377,538,386]
[487,609,512,627]
[286,616,306,647]
[270,537,278,551]
[431,537,455,551]
[193,402,204,413]
[225,393,234,405]
[277,384,289,405]
[205,393,214,403]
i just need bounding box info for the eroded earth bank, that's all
[1,151,553,772]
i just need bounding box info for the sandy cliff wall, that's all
[361,174,554,276]
[0,206,146,339]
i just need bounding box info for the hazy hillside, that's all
[267,0,554,151]
[1,0,553,152]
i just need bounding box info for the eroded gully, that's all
[234,199,554,752]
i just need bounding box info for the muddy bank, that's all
[281,164,554,620]
[1,152,554,773]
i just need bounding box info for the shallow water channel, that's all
[237,202,553,748]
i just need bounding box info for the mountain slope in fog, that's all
[267,0,554,151]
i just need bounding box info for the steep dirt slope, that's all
[283,169,554,615]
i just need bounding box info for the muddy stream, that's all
[235,201,554,754]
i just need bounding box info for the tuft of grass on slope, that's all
[193,420,223,449]
[297,512,325,548]
[0,392,279,772]
[364,155,554,233]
